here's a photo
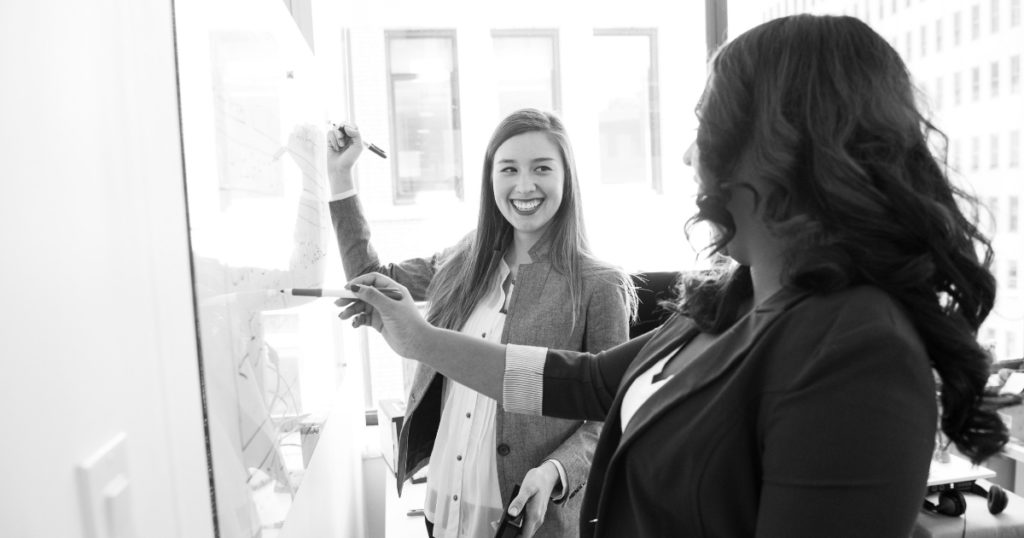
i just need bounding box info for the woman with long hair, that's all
[326,108,635,537]
[341,15,1007,537]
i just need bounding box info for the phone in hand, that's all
[494,484,525,538]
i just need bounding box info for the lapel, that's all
[615,286,810,452]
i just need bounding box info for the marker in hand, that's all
[337,125,387,159]
[280,287,403,300]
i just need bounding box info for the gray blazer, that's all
[330,196,630,538]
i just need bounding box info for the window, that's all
[954,11,962,45]
[989,196,1000,232]
[1013,0,1022,26]
[593,29,662,190]
[952,139,961,170]
[1010,195,1020,231]
[972,136,981,170]
[1009,260,1019,290]
[1012,130,1021,167]
[954,71,962,105]
[936,19,943,52]
[972,3,981,39]
[992,0,1001,33]
[920,25,927,57]
[972,66,981,101]
[992,61,1001,97]
[991,133,1000,168]
[1012,55,1021,93]
[935,76,944,109]
[905,32,913,61]
[491,30,561,116]
[386,31,463,203]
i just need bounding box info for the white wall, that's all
[0,1,214,536]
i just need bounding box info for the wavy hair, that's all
[679,15,1004,462]
[426,108,636,332]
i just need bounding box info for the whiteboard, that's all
[174,0,342,535]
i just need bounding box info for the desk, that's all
[913,480,1024,537]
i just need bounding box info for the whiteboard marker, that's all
[280,287,403,300]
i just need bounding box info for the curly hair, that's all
[679,15,1005,463]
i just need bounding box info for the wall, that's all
[0,0,214,536]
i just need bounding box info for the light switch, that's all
[77,433,137,538]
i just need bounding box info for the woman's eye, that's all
[535,166,552,173]
[500,166,517,174]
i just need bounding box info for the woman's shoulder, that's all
[790,285,922,347]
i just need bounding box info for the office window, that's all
[1009,261,1019,290]
[952,139,962,170]
[936,19,943,52]
[935,76,944,109]
[992,0,1001,32]
[954,72,962,105]
[954,11,962,45]
[920,25,927,57]
[1010,195,1020,232]
[1013,0,1022,26]
[991,133,1000,168]
[972,66,981,101]
[905,32,913,61]
[593,29,662,190]
[972,136,981,170]
[386,31,463,202]
[1012,130,1021,167]
[892,0,898,13]
[491,30,561,117]
[972,4,981,40]
[1012,55,1021,93]
[992,61,1001,97]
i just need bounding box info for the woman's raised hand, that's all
[326,122,363,194]
[337,272,431,359]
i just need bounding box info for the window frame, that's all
[490,28,563,115]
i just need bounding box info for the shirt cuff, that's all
[329,189,357,202]
[503,344,547,415]
[544,459,568,501]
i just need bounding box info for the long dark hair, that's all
[680,15,1004,462]
[426,108,635,332]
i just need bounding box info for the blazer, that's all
[330,196,630,537]
[533,285,937,537]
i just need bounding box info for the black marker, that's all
[338,126,387,159]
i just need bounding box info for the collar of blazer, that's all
[615,285,811,448]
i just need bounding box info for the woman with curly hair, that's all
[340,15,1007,537]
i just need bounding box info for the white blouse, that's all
[423,261,510,538]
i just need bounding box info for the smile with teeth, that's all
[511,199,543,212]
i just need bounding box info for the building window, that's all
[989,196,1000,232]
[992,0,1001,33]
[1009,195,1020,232]
[936,19,943,52]
[1009,261,1019,290]
[1011,130,1021,167]
[972,3,981,39]
[1012,55,1021,94]
[954,71,962,105]
[972,66,981,101]
[1013,0,1022,26]
[920,25,927,57]
[935,76,944,109]
[991,133,1000,168]
[491,30,561,117]
[954,11,962,45]
[593,29,662,190]
[992,61,1001,97]
[892,0,898,13]
[905,32,913,61]
[972,136,981,170]
[385,31,463,203]
[952,139,961,170]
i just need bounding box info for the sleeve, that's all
[542,277,632,503]
[329,196,453,300]
[754,322,937,538]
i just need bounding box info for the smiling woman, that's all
[326,108,637,538]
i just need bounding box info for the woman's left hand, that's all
[337,272,431,359]
[508,461,561,538]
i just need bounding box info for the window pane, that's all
[593,32,655,186]
[492,33,558,116]
[387,34,463,202]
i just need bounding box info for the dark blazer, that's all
[536,285,937,537]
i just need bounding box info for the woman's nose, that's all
[683,141,695,166]
[514,173,536,193]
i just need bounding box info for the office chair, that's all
[629,272,682,339]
